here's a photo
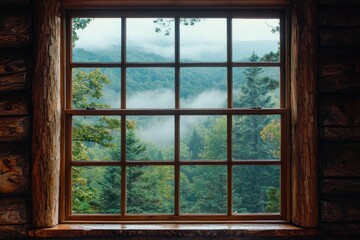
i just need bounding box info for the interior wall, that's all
[318,0,360,237]
[0,0,359,239]
[0,0,32,238]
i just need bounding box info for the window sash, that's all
[63,9,288,222]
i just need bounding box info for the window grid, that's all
[64,11,287,222]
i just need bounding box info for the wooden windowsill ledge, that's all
[29,223,320,238]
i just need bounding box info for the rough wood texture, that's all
[319,56,360,93]
[320,142,360,177]
[321,197,360,222]
[319,8,360,27]
[0,52,27,76]
[319,127,360,141]
[290,0,318,228]
[319,74,360,93]
[321,178,360,195]
[320,28,360,46]
[0,72,27,92]
[0,224,28,238]
[319,48,360,65]
[28,224,319,238]
[320,63,360,77]
[0,8,31,48]
[0,117,29,142]
[0,92,29,116]
[0,143,29,194]
[32,0,61,228]
[319,95,360,126]
[0,197,28,225]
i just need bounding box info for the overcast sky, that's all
[75,18,280,50]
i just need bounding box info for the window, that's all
[62,9,288,222]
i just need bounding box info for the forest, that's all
[70,18,282,215]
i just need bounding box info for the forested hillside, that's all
[70,19,281,216]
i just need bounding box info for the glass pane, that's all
[126,68,175,108]
[72,166,121,214]
[72,18,121,62]
[180,18,226,62]
[127,166,174,214]
[180,166,227,214]
[233,67,280,108]
[72,68,121,109]
[127,18,174,62]
[232,115,280,161]
[232,19,280,62]
[72,116,121,161]
[180,116,227,160]
[180,67,227,108]
[126,116,174,161]
[232,165,280,214]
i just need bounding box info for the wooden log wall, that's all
[318,0,360,238]
[0,0,359,238]
[0,0,31,238]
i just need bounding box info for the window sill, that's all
[29,223,320,238]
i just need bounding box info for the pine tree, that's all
[187,129,204,160]
[232,52,281,213]
[233,52,279,160]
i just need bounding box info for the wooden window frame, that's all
[32,0,318,229]
[60,8,289,223]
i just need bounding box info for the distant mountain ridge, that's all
[73,40,278,63]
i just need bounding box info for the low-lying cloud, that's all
[126,89,227,145]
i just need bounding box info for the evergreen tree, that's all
[233,52,279,160]
[187,129,204,160]
[232,52,281,213]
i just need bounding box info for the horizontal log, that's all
[319,8,360,27]
[0,224,28,238]
[0,52,27,76]
[320,63,360,77]
[319,127,360,141]
[0,92,29,116]
[321,178,360,195]
[320,28,360,47]
[0,117,29,141]
[321,197,360,222]
[319,48,360,65]
[0,8,31,48]
[0,8,31,35]
[319,95,360,126]
[0,34,31,48]
[320,142,360,177]
[0,72,27,92]
[320,74,360,93]
[0,143,29,194]
[0,197,28,225]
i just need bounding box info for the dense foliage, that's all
[70,19,281,215]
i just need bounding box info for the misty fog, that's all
[126,89,227,146]
[73,17,280,150]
